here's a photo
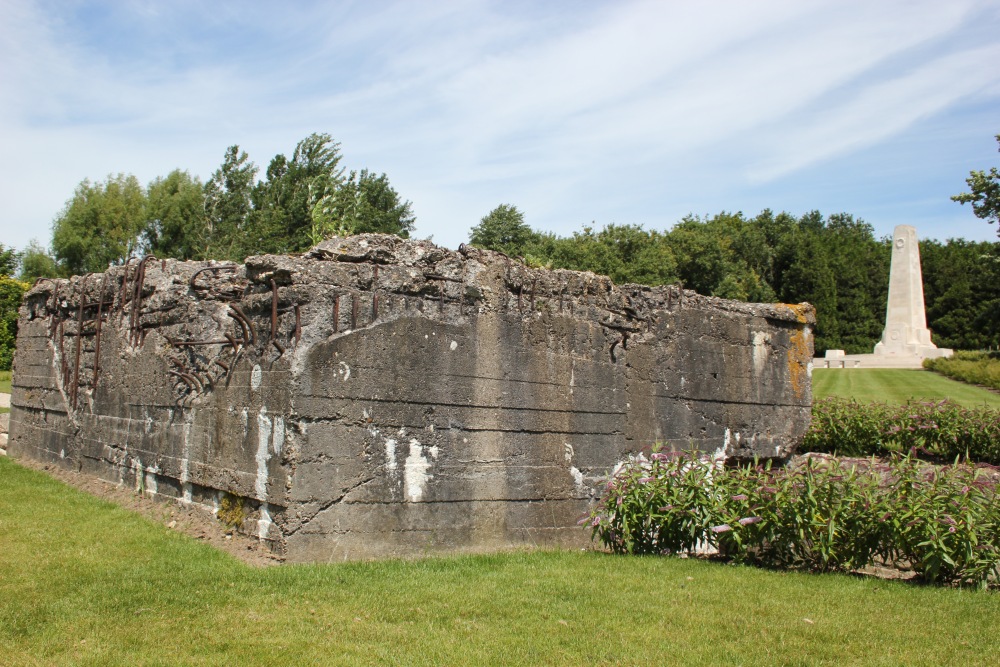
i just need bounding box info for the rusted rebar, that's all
[129,255,156,346]
[228,304,256,346]
[71,275,89,410]
[117,257,137,323]
[92,273,109,388]
[168,369,202,394]
[166,337,241,348]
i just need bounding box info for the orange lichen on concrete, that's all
[776,303,815,325]
[776,303,814,402]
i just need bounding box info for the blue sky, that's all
[1,0,998,255]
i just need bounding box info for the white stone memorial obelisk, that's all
[873,225,950,360]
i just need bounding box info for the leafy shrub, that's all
[588,449,1000,588]
[805,398,1000,465]
[925,351,1000,392]
[0,276,28,371]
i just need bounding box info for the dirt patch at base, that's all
[9,455,281,568]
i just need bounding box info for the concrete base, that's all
[812,349,953,369]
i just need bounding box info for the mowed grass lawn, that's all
[812,368,1000,409]
[2,457,1000,666]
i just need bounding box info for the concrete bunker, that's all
[8,234,814,561]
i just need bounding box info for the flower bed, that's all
[805,397,1000,465]
[587,449,1000,588]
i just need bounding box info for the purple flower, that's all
[731,494,748,501]
[710,524,732,534]
[949,526,957,533]
[738,516,762,526]
[637,476,655,484]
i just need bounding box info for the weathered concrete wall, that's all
[8,235,814,561]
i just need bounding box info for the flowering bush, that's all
[588,448,1000,588]
[805,398,1000,465]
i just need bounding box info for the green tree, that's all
[923,239,1000,349]
[17,240,60,282]
[469,204,536,256]
[143,170,208,260]
[204,146,257,260]
[773,218,840,353]
[0,275,28,370]
[546,224,678,286]
[314,169,416,244]
[52,174,147,274]
[952,134,1000,236]
[250,133,346,254]
[0,243,17,277]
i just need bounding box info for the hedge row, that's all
[924,351,1000,392]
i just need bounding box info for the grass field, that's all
[0,370,11,394]
[812,368,1000,409]
[2,457,1000,666]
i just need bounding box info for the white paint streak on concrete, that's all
[251,364,262,390]
[338,361,351,381]
[564,443,574,462]
[385,439,397,471]
[256,408,273,541]
[450,340,458,351]
[428,445,440,459]
[256,409,272,502]
[272,417,285,455]
[569,466,585,492]
[258,504,272,541]
[180,419,192,504]
[240,408,249,440]
[751,331,770,374]
[132,457,143,492]
[404,439,432,502]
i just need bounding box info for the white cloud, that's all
[0,0,997,255]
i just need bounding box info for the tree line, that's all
[21,133,415,278]
[469,205,1000,355]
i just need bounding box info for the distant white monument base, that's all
[812,349,952,370]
